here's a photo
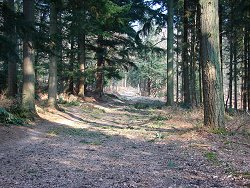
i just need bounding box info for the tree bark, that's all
[4,0,18,97]
[248,30,250,111]
[190,3,197,107]
[176,20,179,103]
[200,0,225,128]
[233,42,237,110]
[196,2,203,104]
[166,0,174,106]
[242,29,247,110]
[22,0,35,112]
[95,36,104,97]
[69,37,75,94]
[78,33,86,97]
[183,0,190,106]
[228,39,233,109]
[48,2,58,108]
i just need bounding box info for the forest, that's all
[0,0,249,187]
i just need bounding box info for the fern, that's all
[0,107,25,126]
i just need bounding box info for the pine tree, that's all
[48,1,59,108]
[166,0,174,106]
[22,0,35,112]
[200,0,225,127]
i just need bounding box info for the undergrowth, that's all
[58,97,81,107]
[0,107,26,126]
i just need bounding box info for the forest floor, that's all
[0,93,250,188]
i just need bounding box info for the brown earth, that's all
[0,95,249,188]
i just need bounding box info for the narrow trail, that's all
[0,95,249,188]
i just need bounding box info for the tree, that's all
[166,0,174,106]
[3,0,18,97]
[48,1,59,108]
[95,35,105,97]
[182,0,191,106]
[200,0,225,127]
[22,0,35,112]
[78,33,86,97]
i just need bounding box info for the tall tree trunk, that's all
[248,30,250,111]
[242,29,247,110]
[68,37,75,94]
[48,2,58,108]
[183,0,190,106]
[190,4,197,107]
[57,12,63,93]
[196,2,203,104]
[4,0,18,97]
[219,1,223,90]
[95,36,104,97]
[22,0,35,112]
[167,0,174,106]
[200,0,225,128]
[78,33,86,97]
[228,39,233,109]
[233,42,237,110]
[176,22,179,103]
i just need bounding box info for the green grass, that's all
[210,128,228,135]
[79,140,103,145]
[64,101,81,107]
[155,132,164,139]
[204,152,218,163]
[82,105,106,114]
[133,103,150,109]
[233,172,250,179]
[150,115,171,121]
[58,97,81,107]
[167,160,176,168]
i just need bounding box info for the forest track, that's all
[0,95,249,188]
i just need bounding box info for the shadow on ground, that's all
[0,95,249,188]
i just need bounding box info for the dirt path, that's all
[0,96,249,188]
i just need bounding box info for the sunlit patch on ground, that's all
[0,95,249,187]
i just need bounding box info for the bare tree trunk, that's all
[176,22,179,103]
[233,43,237,110]
[219,1,223,89]
[57,12,63,93]
[228,39,233,109]
[22,0,35,112]
[95,36,104,97]
[167,0,174,106]
[242,29,247,110]
[190,4,197,107]
[147,77,151,96]
[48,2,58,108]
[4,0,18,97]
[248,30,250,111]
[200,0,225,128]
[68,37,75,94]
[183,0,190,106]
[196,2,203,104]
[78,34,86,97]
